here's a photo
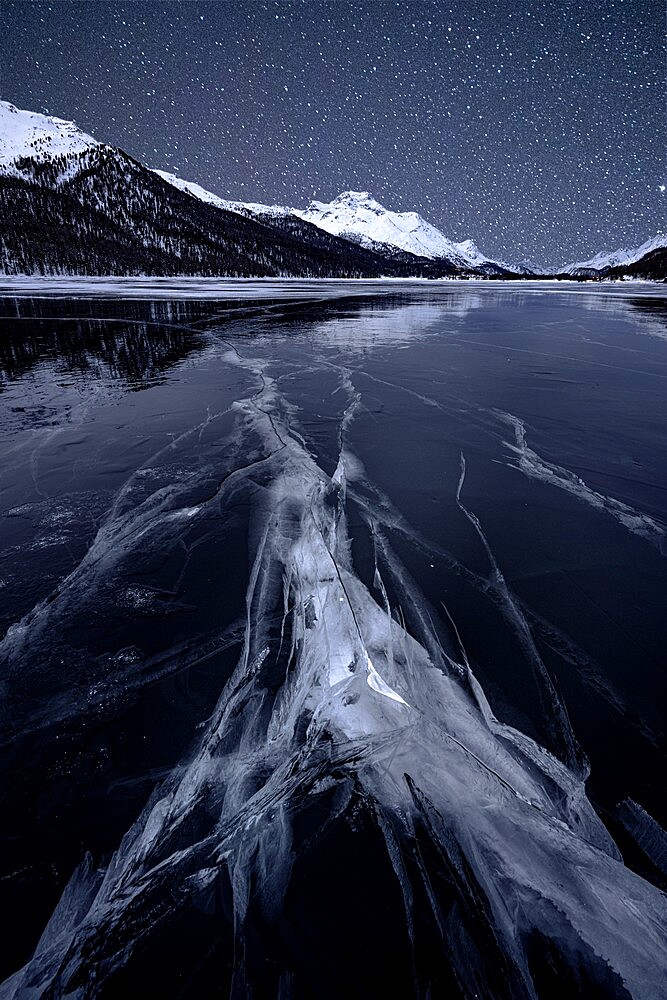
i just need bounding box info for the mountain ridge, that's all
[0,99,664,280]
[0,101,470,278]
[562,234,667,278]
[153,175,523,274]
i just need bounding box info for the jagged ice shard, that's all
[0,287,666,999]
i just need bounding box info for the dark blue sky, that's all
[2,0,664,265]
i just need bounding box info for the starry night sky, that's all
[2,0,664,265]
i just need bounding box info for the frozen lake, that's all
[0,281,666,997]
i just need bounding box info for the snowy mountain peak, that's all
[453,238,481,257]
[294,190,515,270]
[296,191,462,260]
[0,100,98,173]
[329,190,384,211]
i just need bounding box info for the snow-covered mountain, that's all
[1,101,465,278]
[0,107,524,273]
[294,190,492,267]
[0,101,99,177]
[298,192,535,274]
[153,178,520,274]
[563,234,667,276]
[296,190,523,273]
[3,100,663,281]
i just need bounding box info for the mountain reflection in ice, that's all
[581,290,667,342]
[1,287,666,999]
[255,295,484,352]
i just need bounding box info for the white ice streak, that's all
[496,409,666,552]
[365,651,409,705]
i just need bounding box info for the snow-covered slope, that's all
[294,190,461,259]
[0,100,98,175]
[153,169,290,221]
[563,234,667,275]
[451,237,539,273]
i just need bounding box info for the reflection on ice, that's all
[214,292,485,357]
[580,291,667,342]
[0,313,206,387]
[291,296,483,352]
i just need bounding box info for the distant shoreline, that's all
[0,275,663,300]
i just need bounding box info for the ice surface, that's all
[2,311,666,999]
[0,276,663,303]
